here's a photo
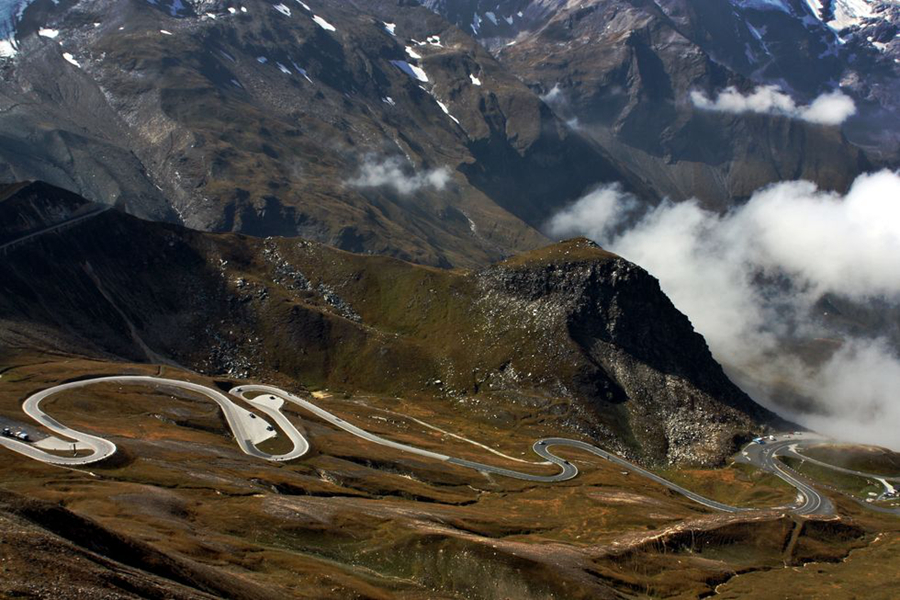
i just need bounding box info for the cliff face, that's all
[475,240,782,464]
[0,184,781,465]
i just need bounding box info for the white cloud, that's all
[691,85,856,125]
[546,171,900,449]
[800,90,857,125]
[348,156,450,196]
[545,184,637,240]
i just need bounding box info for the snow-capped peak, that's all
[734,0,880,31]
[824,0,877,31]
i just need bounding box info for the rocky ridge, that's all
[0,183,783,464]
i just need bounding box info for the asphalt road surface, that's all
[735,433,834,516]
[0,376,307,465]
[5,376,897,517]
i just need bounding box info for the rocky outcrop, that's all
[475,239,783,465]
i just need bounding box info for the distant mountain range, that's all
[0,0,894,266]
[426,0,897,205]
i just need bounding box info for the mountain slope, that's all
[0,0,651,267]
[424,0,885,209]
[0,181,783,464]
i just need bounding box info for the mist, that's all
[348,155,450,195]
[691,85,856,125]
[546,171,900,449]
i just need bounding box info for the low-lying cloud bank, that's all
[348,156,450,195]
[547,171,900,449]
[691,85,856,125]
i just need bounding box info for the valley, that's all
[0,0,898,598]
[0,182,898,599]
[1,355,898,599]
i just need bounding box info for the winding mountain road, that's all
[735,435,835,516]
[3,375,891,517]
[0,376,307,465]
[0,205,111,254]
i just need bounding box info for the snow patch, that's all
[0,39,18,57]
[273,3,291,17]
[38,28,59,39]
[405,45,422,59]
[62,52,80,67]
[469,73,482,86]
[312,15,335,31]
[0,0,40,56]
[291,60,312,81]
[435,98,460,124]
[828,0,875,31]
[160,29,173,35]
[390,59,428,82]
[383,21,396,36]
